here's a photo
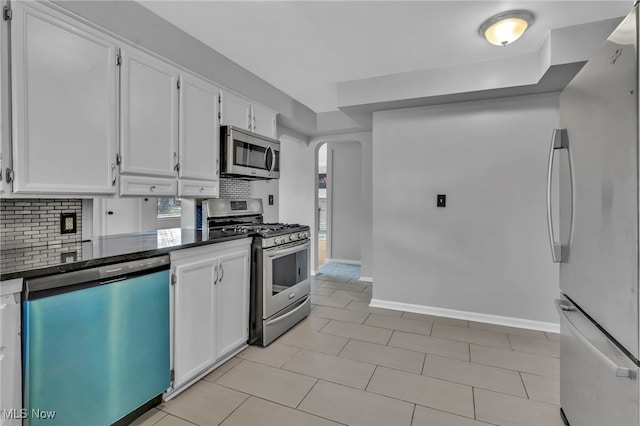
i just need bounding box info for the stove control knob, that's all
[289,234,295,241]
[298,232,305,239]
[274,238,281,244]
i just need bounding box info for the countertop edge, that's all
[1,233,252,282]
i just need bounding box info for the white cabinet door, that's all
[215,247,250,359]
[0,285,21,426]
[220,91,251,131]
[172,256,217,388]
[120,47,179,178]
[103,198,141,236]
[251,104,277,139]
[11,2,118,194]
[0,7,9,196]
[178,73,219,182]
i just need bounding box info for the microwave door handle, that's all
[264,146,271,170]
[270,147,276,172]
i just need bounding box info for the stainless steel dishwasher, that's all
[22,256,171,426]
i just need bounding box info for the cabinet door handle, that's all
[219,264,224,282]
[111,164,117,186]
[173,152,180,172]
[253,115,256,131]
[213,264,219,285]
[150,185,156,192]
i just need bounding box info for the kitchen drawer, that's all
[119,175,177,197]
[178,179,219,198]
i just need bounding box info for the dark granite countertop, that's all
[0,228,251,282]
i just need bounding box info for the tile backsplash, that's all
[219,178,251,199]
[0,199,82,250]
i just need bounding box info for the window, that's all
[157,197,181,218]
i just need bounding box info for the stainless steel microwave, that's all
[220,126,280,180]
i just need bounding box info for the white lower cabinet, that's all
[0,279,22,426]
[215,249,250,359]
[167,239,250,397]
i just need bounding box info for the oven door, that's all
[263,240,310,319]
[223,126,280,179]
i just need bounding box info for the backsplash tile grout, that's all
[1,199,82,250]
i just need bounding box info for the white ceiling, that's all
[139,1,632,113]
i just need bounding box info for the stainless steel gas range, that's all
[204,198,311,346]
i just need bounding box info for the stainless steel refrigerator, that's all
[549,6,640,425]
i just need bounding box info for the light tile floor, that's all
[132,276,562,426]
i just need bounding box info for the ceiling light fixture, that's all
[479,10,534,47]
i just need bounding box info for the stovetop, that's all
[216,223,309,238]
[207,222,310,248]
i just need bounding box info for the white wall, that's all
[328,141,362,263]
[372,93,560,327]
[279,131,373,278]
[250,179,279,223]
[92,197,180,237]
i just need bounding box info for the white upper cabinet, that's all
[220,91,252,131]
[10,2,118,194]
[251,103,277,139]
[120,47,180,179]
[220,90,277,139]
[0,3,9,196]
[178,73,220,185]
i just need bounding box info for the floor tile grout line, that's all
[364,364,378,391]
[419,368,530,400]
[519,371,530,399]
[472,386,477,421]
[156,408,204,426]
[295,377,319,410]
[147,410,168,426]
[364,383,476,420]
[213,393,251,426]
[470,343,561,361]
[335,337,351,357]
[409,403,417,426]
[210,358,244,384]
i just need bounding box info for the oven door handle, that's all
[266,240,310,258]
[265,296,310,326]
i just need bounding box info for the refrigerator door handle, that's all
[547,129,569,263]
[555,299,631,378]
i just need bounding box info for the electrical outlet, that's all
[268,195,274,205]
[437,194,446,207]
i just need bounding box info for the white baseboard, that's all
[325,258,362,265]
[369,299,560,333]
[311,270,317,276]
[358,276,373,282]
